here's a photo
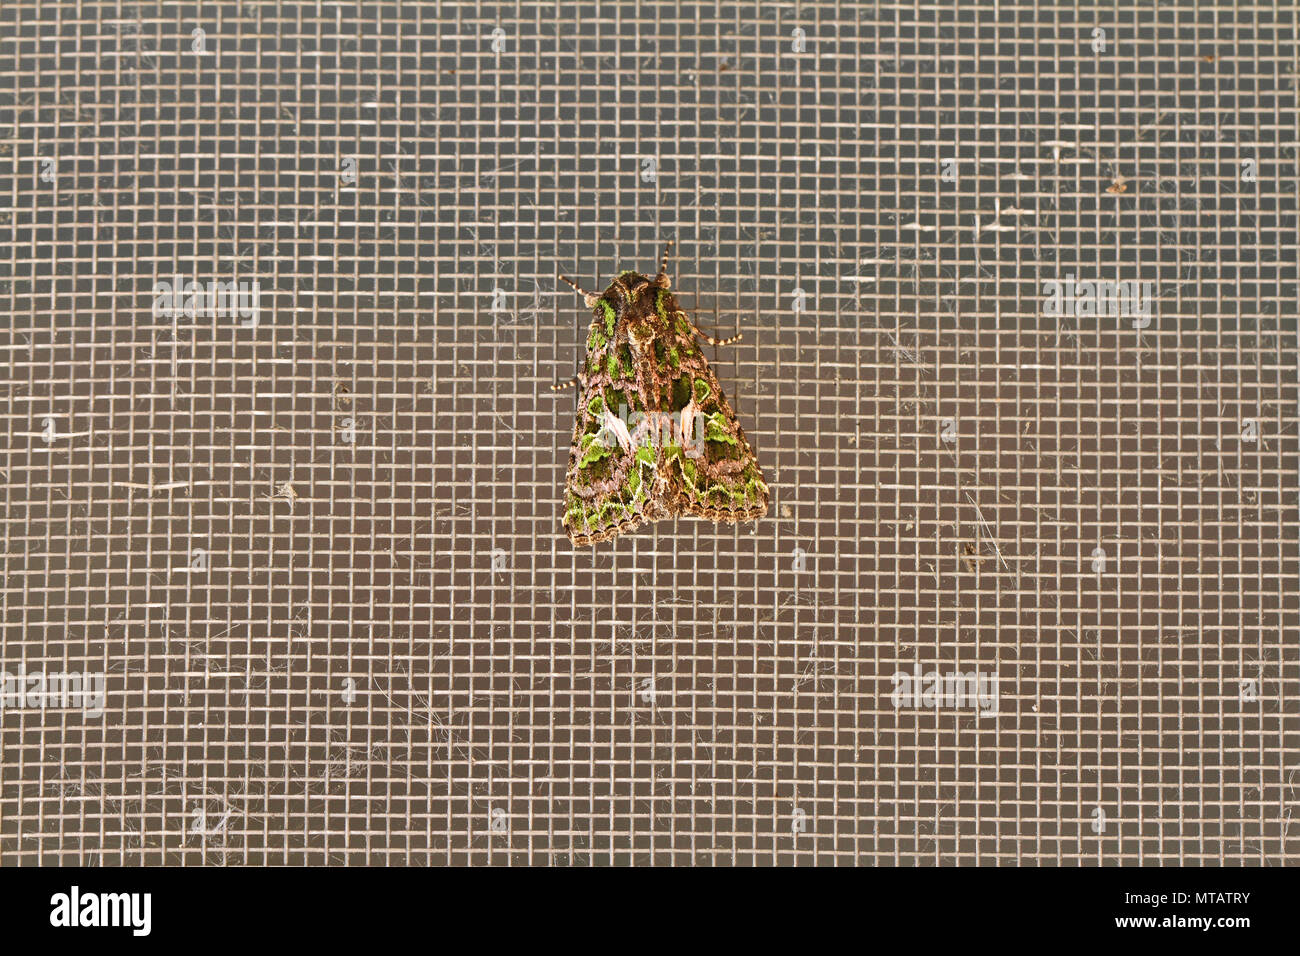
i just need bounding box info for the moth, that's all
[555,240,769,546]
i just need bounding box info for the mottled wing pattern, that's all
[658,299,769,524]
[562,301,665,545]
[561,263,768,546]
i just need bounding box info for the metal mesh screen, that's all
[1,1,1297,865]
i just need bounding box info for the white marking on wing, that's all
[602,406,633,451]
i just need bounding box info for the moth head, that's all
[654,271,670,290]
[605,272,655,312]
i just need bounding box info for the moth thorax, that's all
[608,272,654,310]
[627,321,655,357]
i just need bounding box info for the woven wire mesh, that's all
[1,1,1297,865]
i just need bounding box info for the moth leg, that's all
[682,311,742,347]
[551,375,579,391]
[558,274,599,308]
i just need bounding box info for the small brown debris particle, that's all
[1106,179,1128,194]
[963,542,989,573]
[270,482,298,505]
[1201,54,1215,64]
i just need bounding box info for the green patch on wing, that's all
[656,290,671,323]
[563,492,587,529]
[604,386,628,411]
[578,432,611,468]
[704,411,737,445]
[623,441,656,505]
[586,300,616,352]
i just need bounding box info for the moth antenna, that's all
[551,375,579,391]
[698,330,743,347]
[657,239,674,284]
[558,274,599,307]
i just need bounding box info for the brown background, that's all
[1,1,1297,864]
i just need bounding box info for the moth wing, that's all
[562,379,676,546]
[665,362,769,525]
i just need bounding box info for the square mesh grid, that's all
[1,1,1297,865]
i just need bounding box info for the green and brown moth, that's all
[555,240,769,546]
